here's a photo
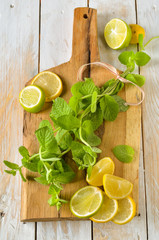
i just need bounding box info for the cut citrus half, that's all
[86,157,115,186]
[104,18,132,50]
[90,193,118,223]
[31,71,63,102]
[112,196,136,224]
[103,174,133,199]
[70,186,103,218]
[129,24,145,44]
[19,85,45,113]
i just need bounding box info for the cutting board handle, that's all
[71,7,100,62]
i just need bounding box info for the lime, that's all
[19,85,45,113]
[90,193,118,223]
[70,186,103,218]
[31,71,63,102]
[104,18,132,50]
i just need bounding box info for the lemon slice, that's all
[103,174,133,199]
[31,71,63,102]
[112,196,136,224]
[70,186,103,218]
[86,157,115,186]
[90,193,118,223]
[19,85,45,113]
[104,18,132,50]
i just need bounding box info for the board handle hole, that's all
[83,14,88,19]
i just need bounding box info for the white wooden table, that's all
[0,0,159,239]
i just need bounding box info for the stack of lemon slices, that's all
[70,157,136,225]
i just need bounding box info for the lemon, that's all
[112,196,136,224]
[90,193,118,223]
[19,85,45,113]
[70,186,103,218]
[86,157,115,186]
[104,18,132,50]
[129,24,145,44]
[31,71,63,102]
[103,174,133,199]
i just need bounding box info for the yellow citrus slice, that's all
[31,71,63,102]
[90,192,118,223]
[104,18,132,50]
[129,24,145,44]
[112,196,136,224]
[70,186,103,218]
[19,85,45,113]
[86,157,115,186]
[103,174,133,199]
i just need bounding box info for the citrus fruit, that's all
[103,174,133,199]
[31,71,63,102]
[104,18,132,50]
[90,192,118,223]
[112,196,136,224]
[19,85,45,113]
[70,186,103,218]
[86,157,115,186]
[129,24,145,44]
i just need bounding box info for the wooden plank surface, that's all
[137,0,159,239]
[0,0,39,239]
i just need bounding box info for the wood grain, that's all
[137,0,159,239]
[0,0,39,239]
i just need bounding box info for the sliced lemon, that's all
[70,186,103,218]
[86,157,115,186]
[104,18,132,50]
[103,174,133,199]
[19,85,45,113]
[90,193,118,223]
[112,196,136,224]
[129,24,145,44]
[31,71,63,102]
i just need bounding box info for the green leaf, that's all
[54,161,64,172]
[83,106,103,131]
[112,145,135,163]
[135,52,151,66]
[83,153,94,166]
[100,95,119,121]
[91,147,102,153]
[35,126,60,154]
[118,51,135,65]
[55,115,80,130]
[48,197,59,206]
[80,78,99,95]
[71,141,85,160]
[54,172,75,184]
[19,146,29,159]
[126,73,145,87]
[50,97,73,121]
[91,91,98,113]
[55,129,72,150]
[112,95,129,112]
[138,34,144,51]
[69,96,80,115]
[21,158,39,172]
[4,169,16,176]
[39,120,53,130]
[34,175,48,185]
[71,81,83,98]
[81,120,101,146]
[3,160,19,170]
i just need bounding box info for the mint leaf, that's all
[3,160,19,170]
[39,120,53,130]
[135,52,151,66]
[126,73,145,87]
[138,34,144,51]
[55,129,72,150]
[100,95,119,121]
[48,197,59,206]
[80,78,99,95]
[35,126,60,154]
[82,120,101,146]
[83,106,103,131]
[50,97,73,121]
[91,147,102,153]
[118,51,135,65]
[21,158,39,172]
[4,170,16,176]
[71,81,83,98]
[112,145,135,163]
[69,96,80,115]
[34,175,48,185]
[19,146,29,159]
[55,115,80,130]
[91,91,98,113]
[55,172,75,184]
[112,95,129,112]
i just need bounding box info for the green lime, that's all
[104,18,132,50]
[70,186,103,218]
[19,85,45,113]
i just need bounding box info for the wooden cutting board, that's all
[21,7,141,221]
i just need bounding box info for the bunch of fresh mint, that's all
[4,34,153,210]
